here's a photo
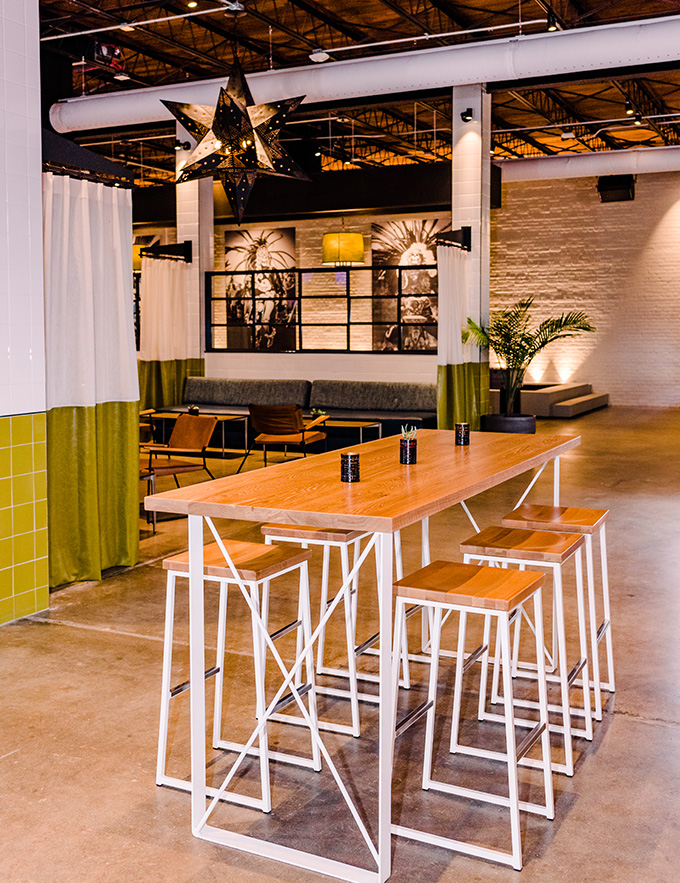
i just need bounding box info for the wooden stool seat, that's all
[163,539,312,581]
[395,560,544,611]
[501,504,608,534]
[460,525,584,564]
[261,523,367,543]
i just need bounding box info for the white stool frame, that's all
[157,557,321,812]
[392,587,554,871]
[463,548,592,777]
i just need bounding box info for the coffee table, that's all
[146,429,579,882]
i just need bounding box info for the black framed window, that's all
[205,265,438,354]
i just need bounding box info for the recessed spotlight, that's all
[460,108,473,122]
[309,48,330,63]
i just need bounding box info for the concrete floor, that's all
[2,407,680,882]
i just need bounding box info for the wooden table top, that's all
[145,429,580,533]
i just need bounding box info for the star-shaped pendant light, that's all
[162,64,310,223]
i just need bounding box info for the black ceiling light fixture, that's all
[547,11,558,32]
[625,99,634,115]
[634,112,643,126]
[460,108,473,122]
[174,138,191,150]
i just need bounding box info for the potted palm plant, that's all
[463,298,595,433]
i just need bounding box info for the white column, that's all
[451,84,491,327]
[176,124,214,358]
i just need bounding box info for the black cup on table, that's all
[455,422,470,446]
[341,452,360,482]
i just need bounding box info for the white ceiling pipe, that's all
[497,145,680,180]
[51,15,680,133]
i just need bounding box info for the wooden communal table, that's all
[146,429,579,883]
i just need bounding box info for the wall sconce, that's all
[174,139,191,150]
[322,232,365,266]
[460,108,473,122]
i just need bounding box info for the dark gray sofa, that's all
[160,376,437,449]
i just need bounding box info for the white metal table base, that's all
[187,516,394,883]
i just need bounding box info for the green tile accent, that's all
[13,590,37,619]
[0,508,11,540]
[13,532,34,565]
[13,561,35,594]
[35,500,47,531]
[0,596,14,623]
[34,441,46,472]
[34,471,46,501]
[13,503,34,536]
[33,413,46,443]
[12,473,34,506]
[35,558,49,589]
[36,585,49,611]
[0,567,12,601]
[0,537,11,567]
[11,444,33,476]
[35,528,48,559]
[11,415,33,446]
[0,412,50,625]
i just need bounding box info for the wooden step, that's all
[551,392,609,417]
[520,383,592,417]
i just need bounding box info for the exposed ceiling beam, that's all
[509,88,619,151]
[492,111,558,156]
[287,0,366,42]
[612,79,680,146]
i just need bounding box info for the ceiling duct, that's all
[50,15,680,133]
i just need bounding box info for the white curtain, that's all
[43,174,139,409]
[436,244,470,366]
[139,257,188,360]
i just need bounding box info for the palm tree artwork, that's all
[463,298,595,417]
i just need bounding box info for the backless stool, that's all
[501,504,614,721]
[157,539,321,813]
[262,523,415,737]
[460,526,593,777]
[392,561,554,871]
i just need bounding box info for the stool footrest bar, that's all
[269,619,302,642]
[395,700,433,738]
[515,722,546,762]
[462,643,488,674]
[354,631,380,658]
[170,665,219,698]
[271,683,311,714]
[596,619,610,644]
[567,657,587,687]
[404,604,422,620]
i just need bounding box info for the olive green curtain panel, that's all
[43,173,140,587]
[436,245,489,430]
[138,358,204,411]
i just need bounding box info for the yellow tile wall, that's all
[0,413,49,625]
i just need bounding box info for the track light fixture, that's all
[309,47,330,63]
[634,112,642,126]
[547,11,558,32]
[174,139,191,150]
[625,99,634,115]
[460,108,473,122]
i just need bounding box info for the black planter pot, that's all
[480,414,536,434]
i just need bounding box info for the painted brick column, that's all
[0,0,49,623]
[451,84,491,326]
[176,125,214,358]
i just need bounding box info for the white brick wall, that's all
[0,0,45,417]
[491,173,680,406]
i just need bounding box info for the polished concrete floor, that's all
[2,407,680,882]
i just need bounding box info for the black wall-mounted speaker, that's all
[597,174,635,202]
